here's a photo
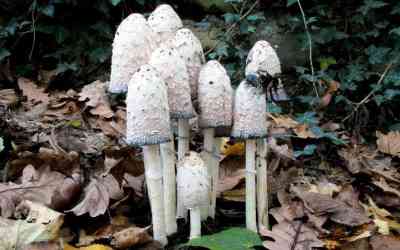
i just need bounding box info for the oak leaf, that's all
[376,131,400,157]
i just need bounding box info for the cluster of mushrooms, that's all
[108,4,281,246]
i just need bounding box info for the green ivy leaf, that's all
[390,27,400,37]
[365,45,391,64]
[268,102,282,114]
[0,48,11,61]
[295,112,318,125]
[0,137,4,152]
[319,57,337,70]
[110,0,123,6]
[39,4,55,17]
[294,144,317,158]
[287,0,297,7]
[358,0,388,15]
[184,227,263,250]
[223,13,240,24]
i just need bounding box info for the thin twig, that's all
[296,0,318,98]
[342,59,398,122]
[29,1,37,60]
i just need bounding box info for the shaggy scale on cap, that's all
[245,40,281,78]
[173,28,205,97]
[198,60,232,129]
[231,81,267,139]
[177,152,209,210]
[126,64,172,146]
[149,43,194,119]
[148,4,183,43]
[109,14,157,94]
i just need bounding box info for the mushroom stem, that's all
[177,119,190,218]
[143,145,168,246]
[203,128,215,218]
[178,119,190,160]
[189,207,202,239]
[160,140,177,235]
[256,138,268,230]
[210,137,222,219]
[245,139,257,232]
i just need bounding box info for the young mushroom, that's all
[245,40,281,230]
[177,151,209,239]
[149,44,195,221]
[148,4,183,45]
[231,80,267,232]
[198,60,233,218]
[108,14,157,94]
[172,28,205,98]
[126,64,171,246]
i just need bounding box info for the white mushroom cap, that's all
[126,64,172,146]
[149,43,194,119]
[245,40,281,79]
[109,14,157,94]
[148,4,183,43]
[198,60,233,129]
[173,28,205,97]
[231,80,267,139]
[177,151,209,209]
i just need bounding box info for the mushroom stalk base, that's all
[246,139,257,232]
[210,137,222,219]
[160,140,178,235]
[177,119,190,219]
[190,207,201,239]
[143,145,168,246]
[256,138,268,230]
[203,128,215,219]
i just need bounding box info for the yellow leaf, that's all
[64,244,113,250]
[220,138,244,156]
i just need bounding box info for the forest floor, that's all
[0,77,400,250]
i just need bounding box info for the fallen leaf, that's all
[18,78,50,107]
[21,241,61,250]
[79,80,113,119]
[293,124,317,139]
[69,174,123,217]
[370,235,400,250]
[338,145,377,174]
[64,244,113,250]
[268,137,294,159]
[0,88,18,107]
[372,177,400,198]
[261,220,324,250]
[269,114,299,129]
[218,157,245,195]
[376,131,400,157]
[111,226,152,249]
[220,138,245,156]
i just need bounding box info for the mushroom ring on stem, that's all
[231,80,267,232]
[198,60,233,219]
[177,151,209,239]
[126,64,171,246]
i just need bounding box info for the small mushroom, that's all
[126,64,171,246]
[231,80,267,232]
[149,43,194,220]
[148,4,183,44]
[198,60,232,218]
[109,13,157,94]
[177,151,209,239]
[245,40,281,88]
[173,28,205,98]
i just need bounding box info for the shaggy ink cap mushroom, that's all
[231,80,267,140]
[173,28,205,97]
[177,152,209,210]
[109,14,157,94]
[149,43,194,119]
[198,60,233,129]
[245,40,281,86]
[126,64,172,146]
[148,4,183,42]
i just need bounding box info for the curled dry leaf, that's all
[111,226,152,249]
[268,137,294,160]
[218,156,245,196]
[376,131,400,157]
[0,88,18,107]
[338,145,377,174]
[69,174,123,217]
[78,80,113,119]
[372,177,400,198]
[261,221,324,250]
[18,78,50,107]
[370,235,400,250]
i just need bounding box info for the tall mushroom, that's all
[231,80,267,232]
[245,40,281,230]
[177,151,209,239]
[108,13,157,94]
[148,4,183,44]
[173,28,205,98]
[126,64,170,246]
[149,44,194,221]
[198,60,232,218]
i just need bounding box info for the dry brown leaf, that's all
[220,138,245,156]
[0,88,18,106]
[261,221,324,250]
[292,187,370,226]
[95,108,126,138]
[268,137,294,159]
[370,235,400,250]
[372,177,400,198]
[269,200,305,223]
[111,226,152,249]
[78,80,113,119]
[69,174,123,217]
[18,78,50,107]
[124,173,145,198]
[338,145,377,174]
[293,124,317,139]
[218,157,245,195]
[376,131,400,157]
[221,188,245,202]
[21,241,61,250]
[269,114,299,129]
